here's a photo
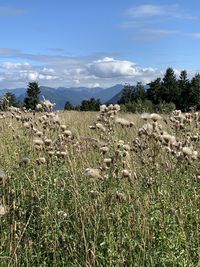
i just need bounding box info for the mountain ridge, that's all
[0,84,123,110]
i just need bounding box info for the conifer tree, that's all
[24,82,41,110]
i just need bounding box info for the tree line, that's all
[1,68,200,112]
[0,82,41,111]
[118,68,200,113]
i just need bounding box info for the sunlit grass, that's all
[0,107,200,266]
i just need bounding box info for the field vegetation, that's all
[0,105,200,266]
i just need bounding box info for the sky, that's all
[0,0,200,89]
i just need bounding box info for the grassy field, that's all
[0,106,200,266]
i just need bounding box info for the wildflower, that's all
[19,157,30,167]
[44,138,52,146]
[196,175,200,182]
[150,113,162,122]
[23,122,31,129]
[85,168,102,179]
[96,123,106,132]
[100,146,109,154]
[36,157,46,164]
[139,123,153,136]
[36,131,43,137]
[100,105,107,112]
[63,130,72,137]
[103,158,112,167]
[57,211,67,218]
[115,117,134,127]
[89,125,96,130]
[162,134,177,145]
[182,147,193,157]
[60,124,67,131]
[90,190,99,198]
[122,169,131,178]
[116,191,126,202]
[192,150,198,160]
[48,150,55,156]
[113,104,120,111]
[141,113,150,120]
[60,151,67,157]
[15,115,21,121]
[0,204,7,215]
[123,144,131,151]
[0,169,6,186]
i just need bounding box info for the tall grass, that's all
[0,108,200,266]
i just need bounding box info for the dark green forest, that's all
[118,68,200,113]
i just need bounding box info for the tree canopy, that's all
[118,68,200,113]
[24,82,41,110]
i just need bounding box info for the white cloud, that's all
[0,50,198,89]
[127,4,167,18]
[121,4,198,42]
[2,62,31,70]
[87,57,140,78]
[141,29,178,35]
[126,4,196,19]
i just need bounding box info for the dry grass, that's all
[0,107,200,266]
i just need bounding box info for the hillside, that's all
[0,84,123,110]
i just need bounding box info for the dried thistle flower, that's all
[85,168,102,179]
[19,157,30,167]
[103,158,112,167]
[63,130,72,137]
[116,191,126,202]
[33,138,44,146]
[90,190,99,198]
[44,138,52,146]
[115,117,134,127]
[60,124,67,131]
[122,169,131,178]
[100,146,109,154]
[96,123,106,132]
[36,131,43,137]
[0,169,6,186]
[150,113,162,122]
[0,204,7,215]
[36,157,46,165]
[141,113,150,120]
[182,147,193,157]
[23,122,31,129]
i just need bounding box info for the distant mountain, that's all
[0,88,26,98]
[106,84,150,104]
[93,84,123,103]
[106,91,123,104]
[0,84,123,110]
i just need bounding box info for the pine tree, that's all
[178,70,190,111]
[118,84,133,104]
[162,68,180,105]
[64,101,74,110]
[24,82,41,110]
[147,78,162,104]
[132,82,146,101]
[189,74,200,109]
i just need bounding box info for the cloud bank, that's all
[0,49,165,88]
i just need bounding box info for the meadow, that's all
[0,105,200,267]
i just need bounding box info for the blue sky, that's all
[0,0,200,88]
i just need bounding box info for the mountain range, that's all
[0,84,123,110]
